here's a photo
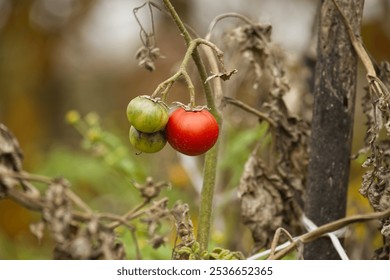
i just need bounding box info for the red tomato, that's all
[165,108,219,156]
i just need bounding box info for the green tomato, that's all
[126,96,169,133]
[129,126,166,153]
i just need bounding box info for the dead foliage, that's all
[220,22,310,250]
[0,123,176,259]
[360,61,390,259]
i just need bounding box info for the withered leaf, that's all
[30,221,45,243]
[205,69,238,83]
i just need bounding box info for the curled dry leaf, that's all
[223,23,273,93]
[238,147,305,250]
[229,20,309,250]
[0,123,39,197]
[0,123,23,172]
[140,198,170,249]
[205,69,238,83]
[134,176,170,202]
[43,180,73,245]
[171,202,196,260]
[0,123,172,259]
[135,46,165,72]
[149,235,167,249]
[238,155,284,248]
[29,221,45,243]
[359,61,390,259]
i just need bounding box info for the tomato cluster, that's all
[126,95,219,156]
[127,96,168,153]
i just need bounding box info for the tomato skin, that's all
[129,126,166,153]
[126,96,169,133]
[165,108,219,156]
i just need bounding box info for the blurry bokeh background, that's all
[0,0,389,259]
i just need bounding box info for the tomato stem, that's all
[160,81,174,102]
[163,0,224,252]
[151,38,224,109]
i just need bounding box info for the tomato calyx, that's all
[140,95,169,110]
[172,101,210,112]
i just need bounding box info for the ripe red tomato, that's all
[165,108,219,156]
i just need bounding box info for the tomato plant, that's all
[165,108,219,156]
[126,96,169,133]
[129,126,166,153]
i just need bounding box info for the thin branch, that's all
[268,227,297,259]
[206,12,255,38]
[151,38,226,106]
[301,213,348,260]
[331,0,389,99]
[202,39,224,108]
[131,228,142,259]
[267,207,390,260]
[181,70,196,106]
[6,187,44,211]
[6,184,135,231]
[1,169,157,232]
[133,1,162,48]
[331,0,375,77]
[9,171,53,185]
[96,213,136,229]
[3,170,94,215]
[162,0,221,117]
[65,189,93,214]
[223,96,277,126]
[107,200,149,229]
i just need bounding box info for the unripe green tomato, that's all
[129,126,166,153]
[126,96,169,133]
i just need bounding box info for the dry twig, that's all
[267,207,390,260]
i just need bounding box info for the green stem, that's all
[163,0,222,252]
[197,140,220,250]
[152,38,224,107]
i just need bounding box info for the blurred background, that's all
[0,0,389,259]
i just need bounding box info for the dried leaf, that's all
[70,236,92,260]
[135,46,164,72]
[238,154,302,248]
[205,69,238,83]
[171,202,196,260]
[359,61,390,258]
[30,221,45,243]
[228,20,308,250]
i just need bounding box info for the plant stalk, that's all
[162,0,222,252]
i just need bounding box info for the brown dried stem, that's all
[207,13,255,37]
[223,96,276,127]
[1,169,161,230]
[267,207,390,260]
[331,0,389,98]
[268,227,297,259]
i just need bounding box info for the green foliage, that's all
[33,111,203,260]
[32,111,151,212]
[34,147,137,207]
[66,111,146,181]
[220,121,270,187]
[0,232,52,260]
[117,223,173,260]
